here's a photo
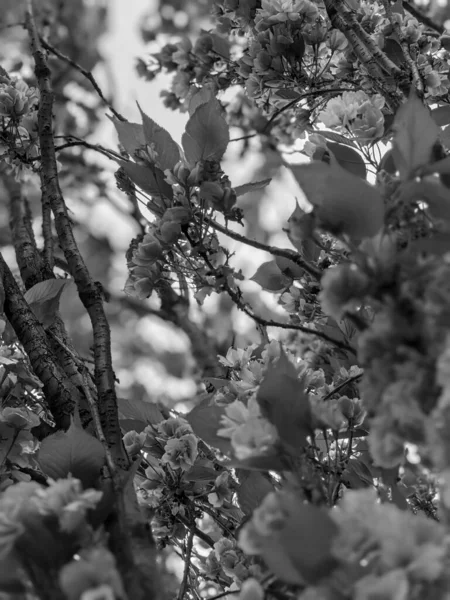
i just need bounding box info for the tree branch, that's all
[0,252,75,429]
[25,2,125,465]
[402,1,445,34]
[38,36,127,122]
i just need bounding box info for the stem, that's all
[178,527,195,600]
[207,218,322,280]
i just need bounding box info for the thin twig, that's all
[322,372,363,401]
[402,0,445,34]
[207,218,322,280]
[178,527,195,600]
[39,36,127,122]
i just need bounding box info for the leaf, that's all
[118,397,164,426]
[342,459,373,489]
[109,117,145,157]
[186,394,231,453]
[275,254,305,279]
[275,89,302,101]
[250,260,291,292]
[432,105,450,127]
[211,32,230,60]
[326,142,366,179]
[234,178,272,197]
[379,149,397,174]
[38,417,106,488]
[182,99,229,164]
[411,232,450,256]
[236,470,273,515]
[0,553,27,593]
[24,279,72,329]
[0,423,15,465]
[290,161,384,239]
[319,130,356,147]
[255,493,339,585]
[119,160,173,203]
[392,92,440,179]
[184,465,217,482]
[188,87,214,115]
[257,361,311,451]
[398,179,450,220]
[137,103,180,171]
[383,38,404,67]
[120,419,147,434]
[421,155,450,176]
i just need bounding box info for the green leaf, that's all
[119,160,173,203]
[411,232,450,256]
[257,361,311,451]
[326,142,366,179]
[392,93,440,180]
[250,260,291,292]
[38,418,106,488]
[182,99,229,165]
[118,397,164,426]
[120,419,147,434]
[234,178,272,197]
[210,32,230,60]
[109,117,145,157]
[186,395,231,453]
[431,105,450,127]
[236,470,273,515]
[0,423,15,465]
[379,149,397,174]
[24,279,72,329]
[290,161,384,239]
[137,103,180,171]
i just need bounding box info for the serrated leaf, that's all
[392,93,440,180]
[137,103,180,171]
[236,470,273,515]
[186,395,231,453]
[250,260,291,292]
[257,362,311,451]
[286,201,316,254]
[118,397,164,426]
[342,458,373,489]
[24,279,72,329]
[119,160,173,203]
[109,117,145,157]
[38,418,106,488]
[326,142,366,179]
[379,149,397,174]
[182,99,229,164]
[290,161,384,239]
[432,105,450,127]
[0,423,15,465]
[119,419,147,434]
[234,178,272,197]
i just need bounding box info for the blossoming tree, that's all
[3,0,450,599]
